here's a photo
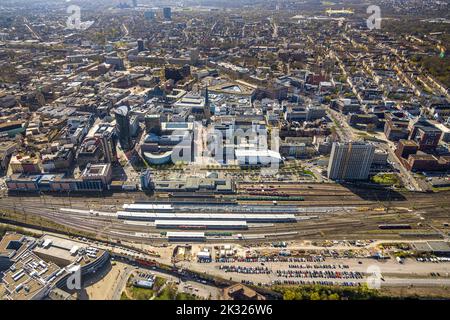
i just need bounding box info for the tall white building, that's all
[327,142,375,180]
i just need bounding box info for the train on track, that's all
[378,224,412,230]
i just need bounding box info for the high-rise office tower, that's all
[327,142,375,180]
[163,7,172,20]
[132,0,137,8]
[144,10,155,20]
[190,48,199,64]
[137,39,145,52]
[115,106,133,151]
[94,124,117,163]
[204,86,211,121]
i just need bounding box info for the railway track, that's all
[1,189,450,243]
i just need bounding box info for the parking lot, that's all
[177,252,450,289]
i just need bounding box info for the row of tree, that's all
[274,284,379,300]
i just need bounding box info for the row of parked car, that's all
[270,280,361,287]
[275,270,364,279]
[215,256,326,263]
[417,257,450,263]
[219,265,271,274]
[288,264,350,269]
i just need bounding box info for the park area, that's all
[371,173,401,186]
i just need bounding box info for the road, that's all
[382,278,450,287]
[110,265,133,300]
[23,17,42,41]
[270,19,278,38]
[107,260,220,300]
[5,219,450,293]
[326,104,422,191]
[122,23,129,37]
[376,140,423,192]
[327,107,354,142]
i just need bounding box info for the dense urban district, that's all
[1,0,450,301]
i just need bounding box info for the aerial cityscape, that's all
[0,0,450,304]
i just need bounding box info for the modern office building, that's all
[137,39,145,52]
[327,142,375,180]
[80,163,112,186]
[0,233,109,300]
[6,163,112,193]
[163,7,172,20]
[93,123,117,163]
[204,86,211,121]
[0,233,27,271]
[144,10,156,20]
[115,106,133,151]
[77,138,103,167]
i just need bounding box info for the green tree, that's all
[283,290,297,300]
[329,293,340,300]
[294,291,304,300]
[310,292,321,300]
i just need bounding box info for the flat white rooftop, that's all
[123,203,173,211]
[155,220,247,226]
[166,232,205,238]
[117,211,295,221]
[235,149,282,159]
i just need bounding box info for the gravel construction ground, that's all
[177,256,450,288]
[83,262,131,300]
